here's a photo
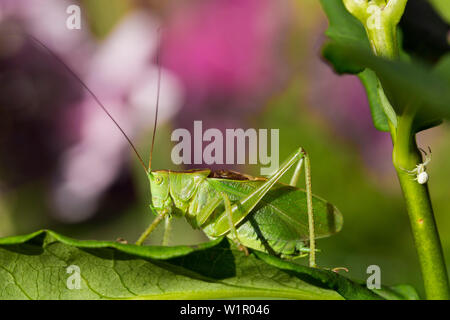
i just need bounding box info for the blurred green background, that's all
[0,0,449,297]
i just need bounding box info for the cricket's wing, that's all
[204,179,343,241]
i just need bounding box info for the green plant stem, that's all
[360,0,449,299]
[393,113,450,299]
[343,0,449,300]
[365,22,398,59]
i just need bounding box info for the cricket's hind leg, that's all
[287,149,316,267]
[209,147,316,267]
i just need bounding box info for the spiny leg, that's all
[303,152,316,268]
[222,192,249,256]
[287,152,317,267]
[136,204,166,245]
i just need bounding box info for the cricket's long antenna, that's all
[26,34,147,172]
[148,28,161,171]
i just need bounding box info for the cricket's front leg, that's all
[135,204,167,245]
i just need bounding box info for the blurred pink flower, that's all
[53,12,183,222]
[160,0,290,171]
[0,0,92,59]
[162,0,289,108]
[1,2,184,222]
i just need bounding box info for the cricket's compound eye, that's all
[417,172,428,184]
[155,176,163,185]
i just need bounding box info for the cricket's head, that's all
[148,170,171,210]
[147,169,211,216]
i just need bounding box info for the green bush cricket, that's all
[138,147,343,268]
[132,40,343,268]
[30,33,343,268]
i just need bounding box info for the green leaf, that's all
[319,0,393,131]
[319,0,370,55]
[323,43,450,132]
[322,41,395,131]
[322,40,366,74]
[434,54,450,83]
[372,284,421,300]
[357,69,390,132]
[429,0,450,23]
[320,1,450,133]
[0,229,407,300]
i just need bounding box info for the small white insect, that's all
[403,147,432,185]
